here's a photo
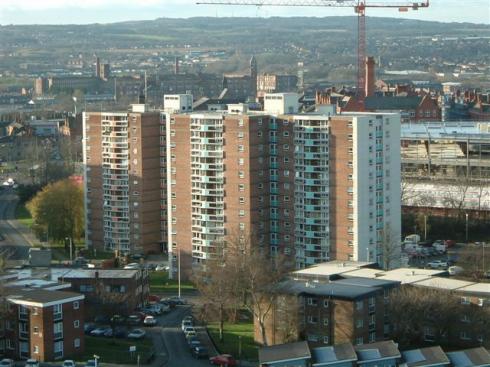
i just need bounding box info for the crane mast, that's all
[197,0,429,107]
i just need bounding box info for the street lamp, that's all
[93,355,100,367]
[465,213,469,243]
[66,237,73,261]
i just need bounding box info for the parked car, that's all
[159,303,170,313]
[155,264,168,271]
[84,322,96,335]
[110,315,126,325]
[169,296,187,305]
[449,266,464,276]
[187,337,201,349]
[0,359,14,367]
[143,316,157,326]
[25,360,40,367]
[427,260,449,269]
[103,328,113,337]
[124,262,140,269]
[84,360,96,367]
[142,307,157,316]
[182,315,194,324]
[184,326,197,338]
[484,271,490,279]
[62,360,76,367]
[192,346,209,359]
[181,320,193,331]
[128,329,146,339]
[128,314,142,325]
[91,326,111,336]
[210,354,237,366]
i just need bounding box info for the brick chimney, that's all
[365,56,376,97]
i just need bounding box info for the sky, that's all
[0,0,488,25]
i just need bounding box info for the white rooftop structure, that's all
[458,283,490,296]
[376,268,446,284]
[342,268,385,279]
[413,277,475,291]
[292,261,375,279]
[50,268,140,280]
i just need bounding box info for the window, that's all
[307,335,319,342]
[478,298,484,307]
[356,337,363,345]
[324,318,329,326]
[238,145,244,152]
[356,319,364,328]
[284,196,290,202]
[33,346,39,354]
[307,297,318,306]
[424,327,435,342]
[324,300,329,308]
[74,339,80,349]
[239,184,245,192]
[283,131,289,137]
[307,316,318,324]
[54,341,64,359]
[239,210,245,217]
[238,158,244,166]
[460,331,471,340]
[74,320,80,328]
[356,301,363,310]
[461,297,470,305]
[283,144,289,151]
[239,197,245,204]
[33,326,39,334]
[283,170,290,177]
[323,336,329,344]
[53,304,62,320]
[369,332,376,343]
[461,314,470,323]
[239,223,245,231]
[238,171,245,179]
[238,119,244,127]
[54,322,63,340]
[238,132,244,139]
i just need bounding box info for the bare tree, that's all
[441,179,471,218]
[192,242,235,342]
[379,226,402,270]
[196,230,292,346]
[388,285,488,349]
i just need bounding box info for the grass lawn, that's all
[149,271,195,295]
[81,336,154,365]
[15,203,33,227]
[208,322,258,362]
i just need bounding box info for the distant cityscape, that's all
[0,7,489,367]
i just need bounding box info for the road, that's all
[156,305,213,367]
[0,188,32,261]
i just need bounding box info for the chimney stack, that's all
[365,56,376,98]
[174,57,179,75]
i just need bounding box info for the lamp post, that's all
[423,214,427,241]
[66,237,73,261]
[94,355,100,367]
[465,213,469,243]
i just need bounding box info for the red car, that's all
[209,354,237,366]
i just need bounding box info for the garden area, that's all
[207,321,258,362]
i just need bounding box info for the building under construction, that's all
[401,121,490,214]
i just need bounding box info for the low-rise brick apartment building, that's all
[262,261,490,350]
[0,288,85,362]
[51,268,149,315]
[255,272,400,347]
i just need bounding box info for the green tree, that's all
[27,179,84,244]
